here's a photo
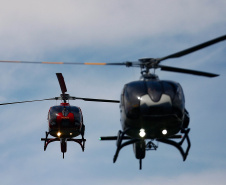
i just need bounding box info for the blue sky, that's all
[0,0,226,184]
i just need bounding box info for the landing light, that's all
[162,129,167,135]
[57,132,61,137]
[139,129,146,137]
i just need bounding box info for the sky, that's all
[0,0,225,184]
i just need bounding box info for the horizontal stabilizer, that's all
[99,136,131,140]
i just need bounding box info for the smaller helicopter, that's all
[0,73,119,158]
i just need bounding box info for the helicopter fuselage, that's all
[119,78,189,139]
[48,103,84,138]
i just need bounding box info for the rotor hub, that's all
[139,58,159,69]
[61,93,70,102]
[138,58,160,80]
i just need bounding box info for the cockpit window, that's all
[122,80,185,119]
[162,81,176,100]
[49,106,81,124]
[175,83,185,106]
[124,81,146,118]
[49,106,63,123]
[124,82,146,106]
[70,107,81,123]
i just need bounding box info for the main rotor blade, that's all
[0,60,127,66]
[1,35,224,69]
[159,65,219,77]
[158,35,226,62]
[71,96,120,103]
[0,60,139,68]
[56,73,67,94]
[0,98,56,106]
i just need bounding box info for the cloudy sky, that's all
[0,0,225,184]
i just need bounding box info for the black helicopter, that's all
[94,35,225,169]
[97,35,225,169]
[0,73,119,158]
[0,35,225,169]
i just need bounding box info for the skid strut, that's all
[100,128,191,170]
[41,131,86,158]
[100,129,143,169]
[157,128,191,161]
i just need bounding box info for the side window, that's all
[120,86,125,107]
[176,83,185,105]
[162,81,176,100]
[70,107,81,123]
[172,83,185,118]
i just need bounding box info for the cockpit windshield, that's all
[124,81,146,105]
[123,81,146,118]
[48,106,81,123]
[123,80,185,118]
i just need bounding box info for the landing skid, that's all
[41,131,86,158]
[100,128,143,169]
[157,128,191,161]
[100,128,191,170]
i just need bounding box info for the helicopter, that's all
[92,35,224,169]
[0,73,120,158]
[0,35,225,169]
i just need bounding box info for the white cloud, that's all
[0,0,225,58]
